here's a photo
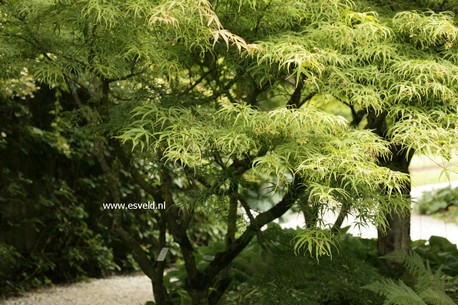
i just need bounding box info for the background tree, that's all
[0,63,122,294]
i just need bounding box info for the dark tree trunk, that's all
[364,109,414,274]
[189,289,210,305]
[377,210,411,255]
[377,144,414,276]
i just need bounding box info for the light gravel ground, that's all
[0,274,153,305]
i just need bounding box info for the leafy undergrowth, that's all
[222,227,383,305]
[416,186,458,224]
[220,227,458,305]
[366,252,456,305]
[413,236,458,302]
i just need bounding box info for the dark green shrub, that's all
[416,186,458,223]
[413,236,458,303]
[413,236,458,276]
[0,178,119,296]
[222,226,384,305]
[0,90,157,296]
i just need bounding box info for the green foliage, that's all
[413,236,458,276]
[366,279,428,305]
[364,252,457,305]
[293,228,339,259]
[0,87,127,296]
[416,186,458,223]
[118,99,410,232]
[223,227,384,305]
[392,11,458,48]
[239,0,458,159]
[0,175,119,296]
[442,275,458,304]
[2,0,458,303]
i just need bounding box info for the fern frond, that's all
[374,253,457,305]
[364,279,427,305]
[418,288,456,305]
[382,252,429,279]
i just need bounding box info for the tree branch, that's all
[160,171,203,289]
[110,141,175,304]
[226,182,239,246]
[210,77,238,102]
[204,179,305,280]
[112,221,157,279]
[111,140,162,199]
[344,102,365,127]
[240,197,255,222]
[331,200,350,233]
[181,69,213,95]
[297,91,317,108]
[106,68,149,83]
[365,108,388,138]
[286,77,304,107]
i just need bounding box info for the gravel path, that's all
[0,274,153,305]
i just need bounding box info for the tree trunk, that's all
[364,110,414,265]
[189,290,209,305]
[377,144,413,276]
[377,210,411,255]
